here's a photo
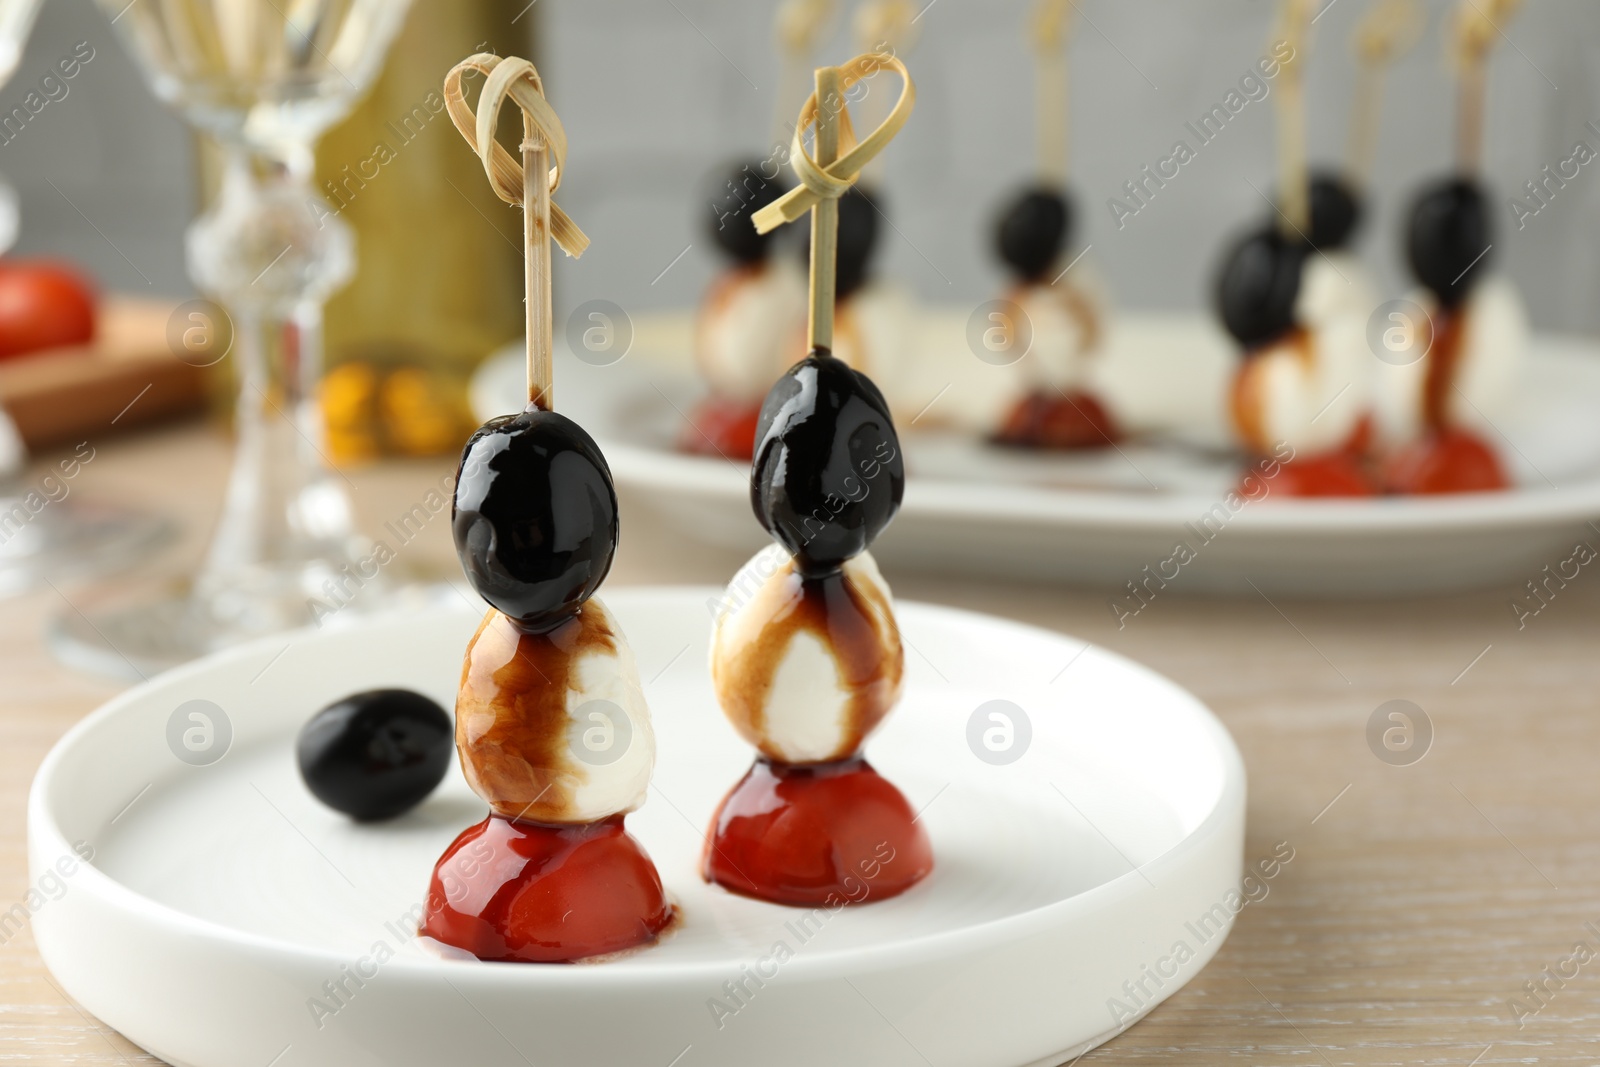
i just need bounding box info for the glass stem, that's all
[188,142,364,634]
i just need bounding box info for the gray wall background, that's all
[5,0,193,296]
[7,0,1600,334]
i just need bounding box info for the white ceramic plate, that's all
[475,311,1600,596]
[31,589,1244,1067]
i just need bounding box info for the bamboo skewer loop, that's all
[444,54,589,259]
[773,0,839,145]
[445,53,588,411]
[853,0,919,184]
[753,52,915,354]
[753,51,916,236]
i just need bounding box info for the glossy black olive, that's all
[750,349,904,576]
[1304,171,1362,251]
[298,689,453,821]
[801,185,881,300]
[1406,176,1492,307]
[995,185,1072,281]
[1215,225,1308,348]
[452,408,618,632]
[706,158,788,264]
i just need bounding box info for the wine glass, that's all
[0,0,32,253]
[52,0,413,677]
[0,0,174,601]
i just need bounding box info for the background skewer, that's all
[808,65,844,352]
[523,121,553,410]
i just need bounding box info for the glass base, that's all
[49,576,467,680]
[0,496,172,599]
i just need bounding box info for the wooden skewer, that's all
[1345,67,1384,187]
[1456,55,1485,175]
[523,125,553,410]
[1273,0,1312,238]
[753,51,915,234]
[853,0,919,56]
[1344,0,1424,187]
[1036,52,1068,183]
[1452,0,1523,175]
[1030,0,1072,184]
[773,0,837,146]
[853,0,918,185]
[753,51,914,350]
[809,65,844,352]
[442,54,590,412]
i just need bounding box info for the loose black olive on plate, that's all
[706,158,789,264]
[1215,225,1309,349]
[298,689,453,821]
[452,408,618,633]
[995,185,1073,282]
[751,350,904,576]
[1406,176,1492,307]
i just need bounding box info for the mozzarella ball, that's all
[831,280,915,385]
[1296,251,1379,332]
[1233,315,1370,458]
[695,258,806,403]
[1008,279,1104,393]
[456,598,655,824]
[709,544,903,764]
[1371,275,1529,448]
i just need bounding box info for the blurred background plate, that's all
[475,310,1600,598]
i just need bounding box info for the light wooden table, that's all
[4,423,1598,1065]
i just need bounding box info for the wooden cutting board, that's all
[0,298,211,450]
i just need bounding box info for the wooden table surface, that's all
[4,421,1598,1066]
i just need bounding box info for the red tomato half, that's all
[0,259,96,360]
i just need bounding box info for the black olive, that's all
[706,158,789,264]
[800,185,881,300]
[298,689,453,821]
[1215,225,1308,348]
[750,349,904,576]
[1303,171,1362,251]
[452,408,618,632]
[995,185,1072,281]
[1406,176,1492,307]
